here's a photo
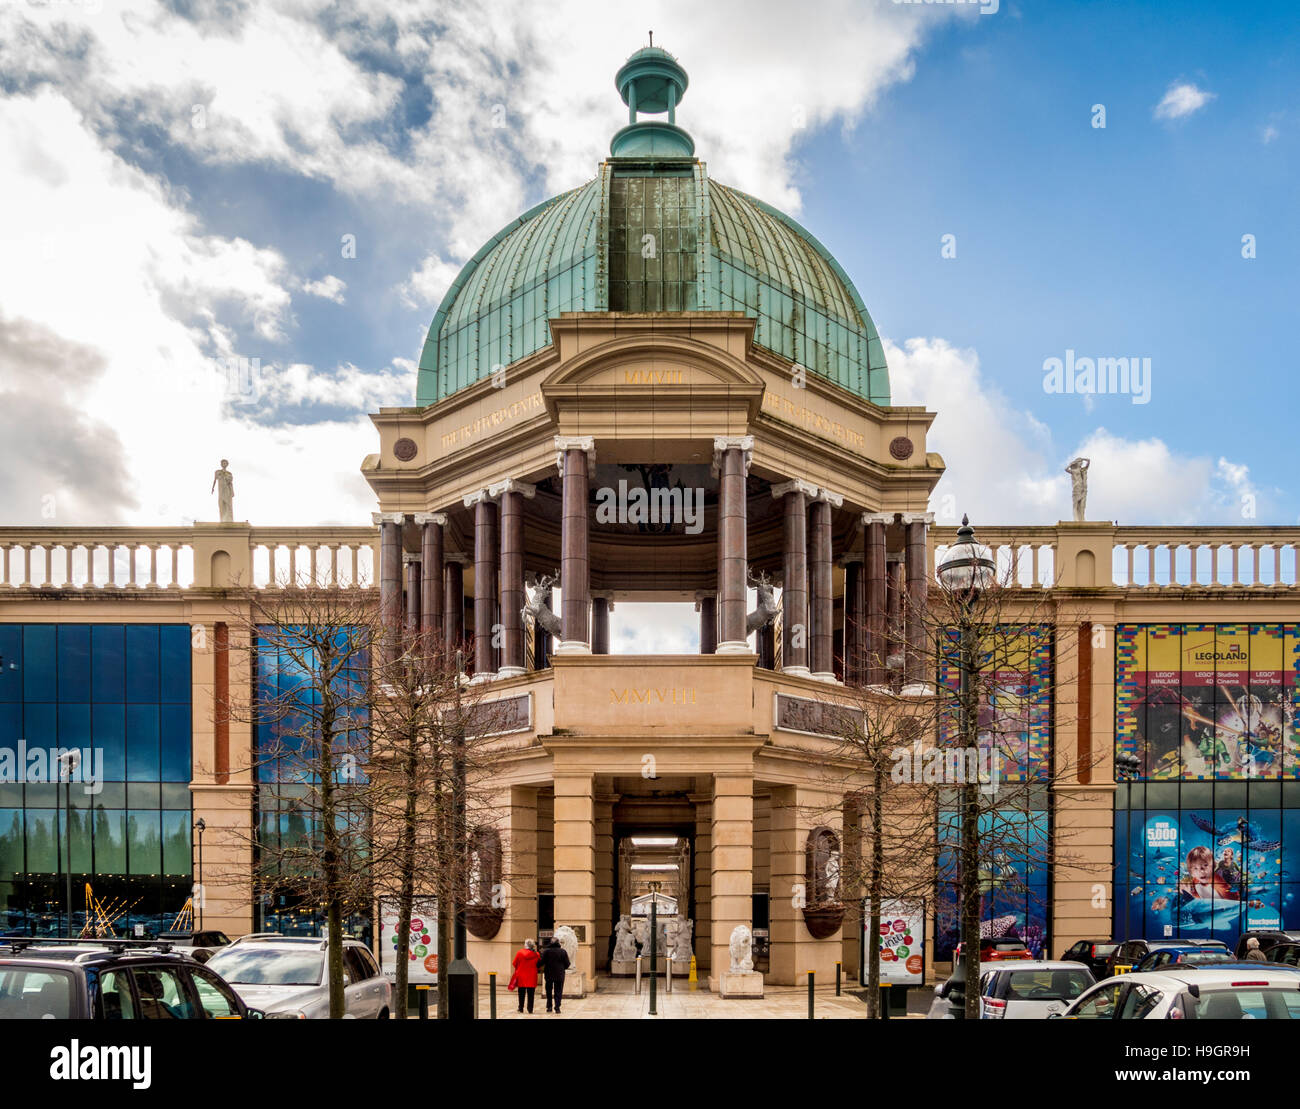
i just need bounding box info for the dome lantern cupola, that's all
[610,40,694,158]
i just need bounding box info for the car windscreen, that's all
[205,948,323,986]
[1002,969,1092,1001]
[0,968,76,1019]
[1094,944,1118,956]
[1189,987,1300,1019]
[1177,952,1234,965]
[987,940,1028,951]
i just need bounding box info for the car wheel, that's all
[377,1007,389,1020]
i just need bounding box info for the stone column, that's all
[552,772,597,984]
[695,591,717,655]
[709,773,754,989]
[768,785,845,985]
[886,554,904,678]
[903,512,933,694]
[691,794,713,973]
[595,792,617,970]
[842,552,865,687]
[591,593,613,655]
[864,513,890,687]
[443,557,466,653]
[415,513,445,637]
[809,489,843,682]
[464,490,500,680]
[713,436,754,653]
[772,479,817,677]
[373,512,405,664]
[403,554,421,637]
[491,479,536,678]
[555,436,595,654]
[469,785,537,975]
[757,623,775,670]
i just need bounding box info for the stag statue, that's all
[745,569,780,634]
[522,572,562,637]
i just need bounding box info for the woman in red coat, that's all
[512,938,540,1014]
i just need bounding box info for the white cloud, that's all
[301,275,347,304]
[1154,81,1215,121]
[400,254,463,312]
[1262,124,1279,144]
[885,336,1260,526]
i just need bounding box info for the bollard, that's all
[880,982,891,1020]
[688,954,697,988]
[807,971,815,1020]
[635,955,642,995]
[489,972,497,1020]
[835,961,842,997]
[416,984,430,1020]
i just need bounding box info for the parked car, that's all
[1061,940,1119,979]
[952,935,1033,962]
[0,938,260,1019]
[205,934,391,1018]
[1234,930,1300,960]
[1105,938,1228,977]
[1266,942,1300,967]
[156,930,232,964]
[977,961,1095,1019]
[1058,967,1300,1019]
[1133,945,1236,973]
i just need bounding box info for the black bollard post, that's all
[489,972,497,1020]
[417,984,430,1020]
[836,961,842,996]
[881,982,891,1020]
[808,971,815,1019]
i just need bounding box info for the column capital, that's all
[402,552,421,565]
[444,551,472,565]
[693,590,717,607]
[371,512,406,525]
[413,512,447,526]
[462,488,499,509]
[812,487,844,507]
[838,552,864,566]
[899,511,935,525]
[488,477,537,499]
[711,434,754,476]
[771,478,819,501]
[554,435,596,473]
[862,512,895,526]
[591,591,615,609]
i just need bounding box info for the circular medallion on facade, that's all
[393,437,419,462]
[889,436,914,460]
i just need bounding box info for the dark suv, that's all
[156,930,233,964]
[1105,938,1228,977]
[1061,940,1120,979]
[1234,931,1300,960]
[0,939,260,1020]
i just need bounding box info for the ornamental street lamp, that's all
[935,516,996,1020]
[1114,752,1141,941]
[194,818,206,931]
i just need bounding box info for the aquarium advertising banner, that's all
[1116,623,1300,780]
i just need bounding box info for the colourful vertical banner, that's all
[1247,624,1284,779]
[1146,625,1183,779]
[1115,625,1142,767]
[1287,626,1300,779]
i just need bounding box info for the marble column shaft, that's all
[698,593,717,655]
[905,518,929,684]
[809,498,833,677]
[716,448,748,648]
[865,519,888,685]
[473,497,499,676]
[561,449,590,647]
[781,490,809,671]
[499,491,525,673]
[378,517,402,665]
[443,560,464,653]
[591,596,611,655]
[420,518,444,636]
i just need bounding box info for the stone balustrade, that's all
[0,525,379,591]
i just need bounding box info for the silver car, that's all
[204,935,391,1019]
[977,960,1095,1019]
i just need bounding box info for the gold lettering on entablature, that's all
[440,391,544,449]
[761,388,866,450]
[621,369,686,386]
[609,687,698,705]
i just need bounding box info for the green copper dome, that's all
[415,48,889,409]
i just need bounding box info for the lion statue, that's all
[728,924,753,973]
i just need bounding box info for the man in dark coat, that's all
[538,937,571,1013]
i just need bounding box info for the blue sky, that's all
[0,0,1293,528]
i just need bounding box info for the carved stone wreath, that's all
[393,437,419,462]
[888,436,914,461]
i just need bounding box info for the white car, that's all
[204,935,391,1019]
[977,960,1095,1019]
[1058,966,1300,1020]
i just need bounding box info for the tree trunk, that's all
[436,775,451,1018]
[867,765,884,1019]
[393,723,420,1018]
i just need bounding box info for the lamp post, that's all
[1114,751,1141,942]
[194,818,206,931]
[935,515,996,1021]
[56,750,81,938]
[648,880,660,1016]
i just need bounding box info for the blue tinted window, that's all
[159,626,190,703]
[161,811,190,876]
[93,808,125,873]
[24,703,55,758]
[25,809,56,872]
[22,625,56,703]
[93,704,125,781]
[159,705,190,782]
[0,809,22,882]
[57,703,90,752]
[57,625,91,703]
[0,626,21,702]
[125,625,159,703]
[91,626,124,702]
[127,810,161,875]
[0,702,19,751]
[125,705,160,781]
